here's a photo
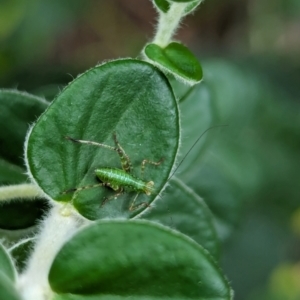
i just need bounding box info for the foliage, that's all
[1,1,300,299]
[0,1,234,300]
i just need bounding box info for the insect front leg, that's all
[65,134,131,173]
[112,132,132,173]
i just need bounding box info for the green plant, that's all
[0,1,233,299]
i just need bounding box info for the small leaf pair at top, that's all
[0,244,21,300]
[144,42,202,85]
[49,220,232,300]
[153,0,201,14]
[26,59,179,220]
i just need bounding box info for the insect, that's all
[63,132,163,211]
[63,126,226,211]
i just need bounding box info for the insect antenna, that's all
[167,125,228,182]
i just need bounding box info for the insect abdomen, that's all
[95,168,153,195]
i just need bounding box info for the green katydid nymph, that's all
[63,132,163,211]
[63,126,226,211]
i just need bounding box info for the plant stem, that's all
[153,2,187,47]
[18,203,83,300]
[0,183,42,202]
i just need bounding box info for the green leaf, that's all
[169,64,240,240]
[183,164,242,240]
[153,0,200,14]
[49,220,232,299]
[0,89,48,167]
[0,244,16,281]
[0,90,49,234]
[169,0,199,2]
[141,177,220,258]
[0,198,47,230]
[0,159,27,184]
[26,59,179,220]
[153,0,170,13]
[183,0,202,14]
[175,81,214,175]
[144,42,202,85]
[0,272,21,300]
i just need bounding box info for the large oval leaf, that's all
[49,220,232,299]
[26,59,179,220]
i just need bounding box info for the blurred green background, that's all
[0,0,299,299]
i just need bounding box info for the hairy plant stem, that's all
[153,2,187,47]
[18,203,84,300]
[0,183,42,202]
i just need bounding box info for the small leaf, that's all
[144,42,202,85]
[49,220,232,299]
[184,0,202,15]
[153,0,170,13]
[0,244,16,281]
[153,0,200,14]
[141,177,220,258]
[26,59,179,220]
[0,89,48,167]
[0,272,21,300]
[168,0,199,2]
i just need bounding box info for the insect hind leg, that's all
[141,157,164,178]
[62,183,106,194]
[129,193,150,211]
[101,189,124,207]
